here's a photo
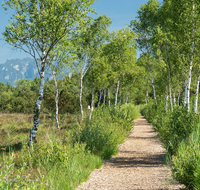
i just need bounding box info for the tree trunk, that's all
[194,75,200,113]
[53,71,60,130]
[108,88,110,107]
[146,91,149,105]
[79,54,88,121]
[172,91,176,106]
[114,79,120,108]
[98,88,104,106]
[177,86,181,106]
[103,88,106,106]
[184,79,187,105]
[125,85,129,104]
[166,90,168,111]
[165,45,173,112]
[147,46,157,106]
[185,0,195,112]
[80,76,84,120]
[29,48,46,146]
[89,87,94,120]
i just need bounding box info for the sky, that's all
[0,0,163,64]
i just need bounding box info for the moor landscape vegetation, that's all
[1,0,200,189]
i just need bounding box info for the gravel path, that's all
[77,115,185,190]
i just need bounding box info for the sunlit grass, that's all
[0,104,139,189]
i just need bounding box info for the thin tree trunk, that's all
[29,42,46,146]
[166,89,168,111]
[172,90,176,106]
[165,45,173,112]
[89,87,94,120]
[108,88,110,107]
[114,79,120,108]
[185,0,195,112]
[147,46,157,106]
[79,54,88,121]
[103,88,106,106]
[146,91,149,105]
[98,88,104,106]
[177,86,181,106]
[125,85,129,104]
[184,79,187,105]
[80,75,84,120]
[53,71,60,130]
[194,75,200,113]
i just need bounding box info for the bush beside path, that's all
[78,116,185,190]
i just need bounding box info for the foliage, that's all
[140,101,158,123]
[172,125,200,189]
[71,104,139,159]
[0,104,138,189]
[0,141,102,190]
[141,103,199,157]
[0,75,89,114]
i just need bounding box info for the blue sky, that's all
[0,0,163,64]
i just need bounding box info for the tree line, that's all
[130,0,200,113]
[2,0,200,145]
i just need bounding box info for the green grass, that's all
[0,104,139,189]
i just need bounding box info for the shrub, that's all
[158,107,199,156]
[140,102,157,123]
[172,125,200,189]
[71,105,139,159]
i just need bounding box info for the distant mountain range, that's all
[0,58,71,86]
[0,58,39,86]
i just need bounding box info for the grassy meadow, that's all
[0,104,139,189]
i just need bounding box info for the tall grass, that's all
[70,104,139,159]
[0,104,139,189]
[172,125,200,189]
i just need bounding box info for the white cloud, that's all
[5,75,9,80]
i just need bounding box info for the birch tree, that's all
[103,28,137,108]
[130,0,160,106]
[75,15,111,120]
[2,0,96,145]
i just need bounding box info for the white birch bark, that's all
[98,88,104,106]
[177,86,181,106]
[166,88,168,111]
[79,54,88,120]
[165,45,173,111]
[52,71,60,130]
[29,41,46,146]
[185,0,195,112]
[80,75,84,120]
[146,91,149,105]
[103,88,106,106]
[125,85,129,104]
[108,88,110,107]
[89,87,94,120]
[194,75,200,113]
[172,91,176,106]
[114,79,120,108]
[147,46,157,106]
[184,79,187,105]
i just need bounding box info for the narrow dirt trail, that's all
[77,115,185,190]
